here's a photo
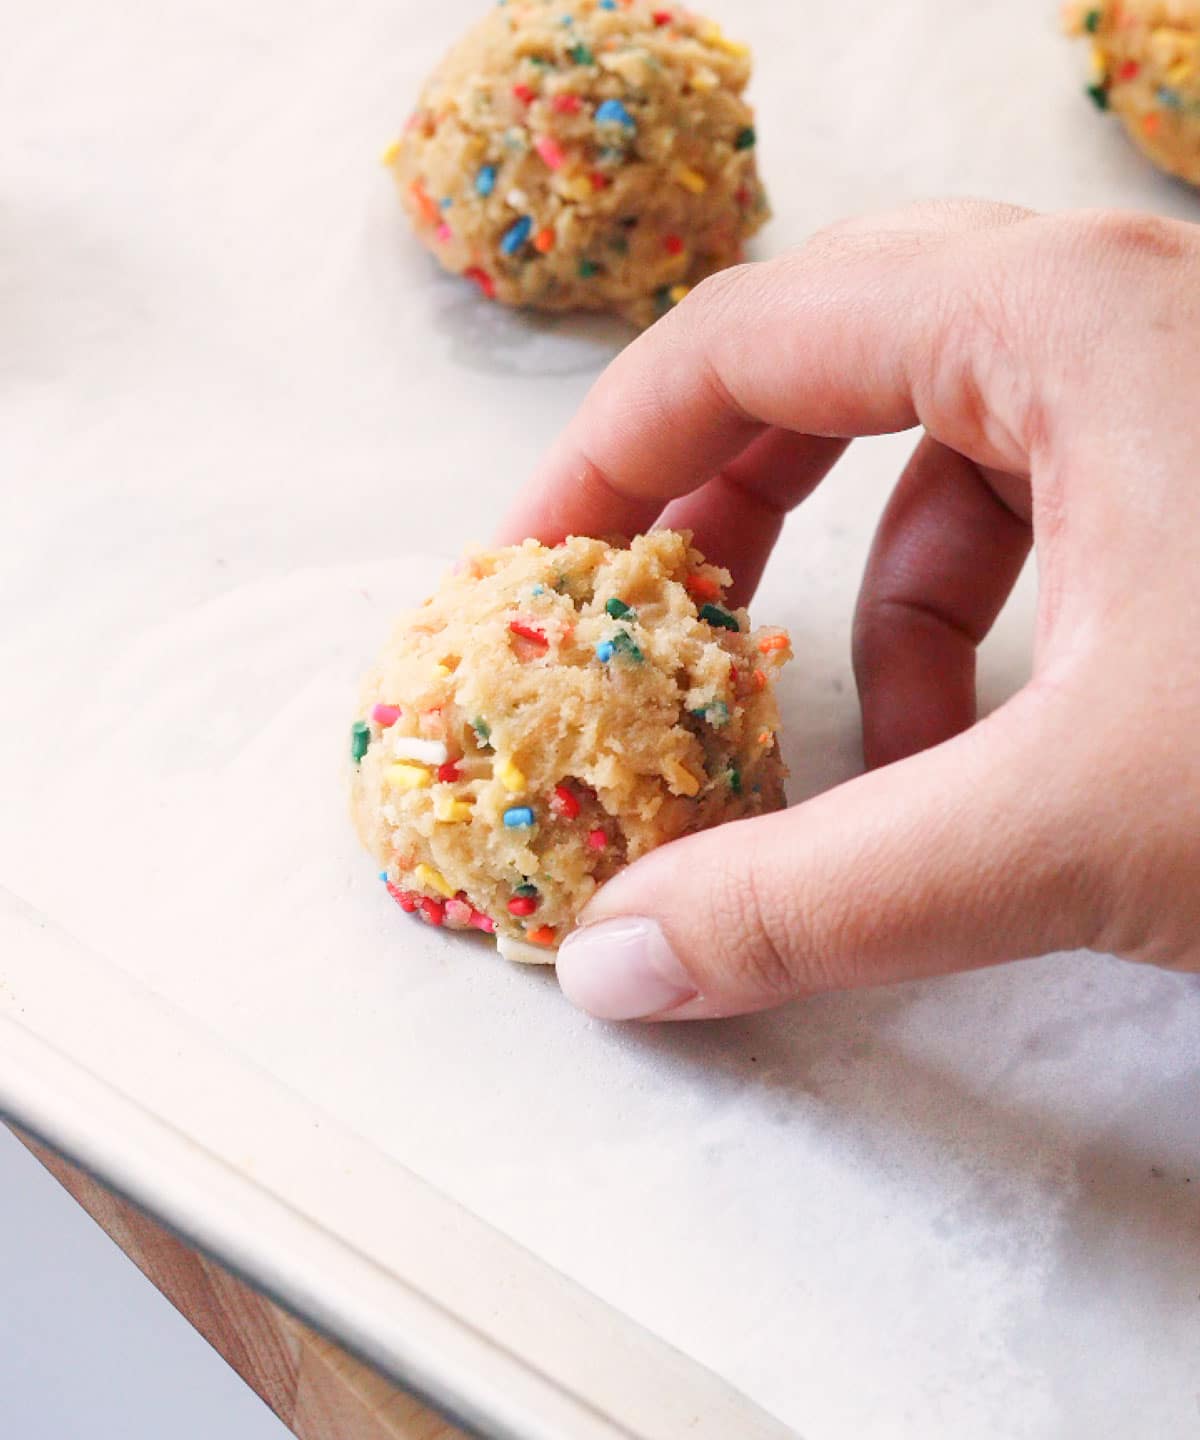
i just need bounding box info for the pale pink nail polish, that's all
[556,917,697,1020]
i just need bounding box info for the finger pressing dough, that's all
[384,0,769,327]
[350,532,790,963]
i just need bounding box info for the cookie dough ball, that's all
[1065,0,1200,185]
[350,532,790,963]
[385,0,769,327]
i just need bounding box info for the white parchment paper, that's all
[3,1,1200,1435]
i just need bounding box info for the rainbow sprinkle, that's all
[699,603,739,631]
[595,98,636,130]
[500,216,533,254]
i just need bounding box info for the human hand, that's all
[495,201,1200,1020]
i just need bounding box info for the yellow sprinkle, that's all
[496,756,527,793]
[1089,43,1107,80]
[1167,57,1195,83]
[690,66,719,91]
[672,164,708,194]
[414,863,455,898]
[433,664,451,679]
[668,284,690,304]
[664,758,701,797]
[558,174,594,201]
[434,793,474,823]
[385,762,432,791]
[380,139,402,166]
[699,21,749,57]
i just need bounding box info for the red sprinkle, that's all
[419,897,445,926]
[533,226,556,254]
[372,703,401,727]
[757,634,789,653]
[550,783,581,820]
[589,170,611,190]
[513,83,536,105]
[528,925,557,945]
[469,908,496,934]
[653,9,673,23]
[735,185,751,207]
[509,619,549,647]
[551,92,582,114]
[587,829,607,850]
[663,233,684,255]
[1118,59,1140,80]
[508,895,539,917]
[387,882,418,912]
[685,573,722,602]
[463,266,496,299]
[436,760,461,783]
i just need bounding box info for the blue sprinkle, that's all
[440,196,453,209]
[531,583,545,595]
[1158,85,1182,109]
[595,99,636,130]
[596,640,615,663]
[598,0,617,7]
[379,871,388,881]
[503,806,535,828]
[500,215,532,255]
[561,13,574,24]
[475,165,498,197]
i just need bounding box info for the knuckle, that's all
[1073,208,1191,265]
[702,846,803,1004]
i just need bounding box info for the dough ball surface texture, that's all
[350,532,790,963]
[1066,0,1200,185]
[387,0,769,327]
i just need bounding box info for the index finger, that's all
[493,205,1038,549]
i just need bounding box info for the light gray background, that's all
[0,1126,289,1440]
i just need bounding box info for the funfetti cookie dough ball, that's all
[350,532,790,964]
[384,0,769,328]
[1065,0,1200,186]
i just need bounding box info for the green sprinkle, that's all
[734,126,756,150]
[726,766,742,795]
[611,629,644,663]
[569,42,594,64]
[529,54,551,66]
[351,720,371,764]
[472,716,492,747]
[578,258,600,278]
[1086,82,1109,109]
[605,597,633,619]
[654,286,672,314]
[514,882,539,898]
[1083,7,1101,32]
[699,602,739,632]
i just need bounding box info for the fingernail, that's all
[556,917,697,1020]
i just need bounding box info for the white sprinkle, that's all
[391,736,449,765]
[497,933,558,966]
[506,187,529,209]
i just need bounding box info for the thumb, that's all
[555,693,1099,1021]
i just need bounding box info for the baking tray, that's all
[3,1,1199,1435]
